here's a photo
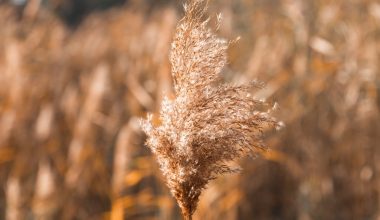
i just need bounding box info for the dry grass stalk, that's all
[141,0,280,219]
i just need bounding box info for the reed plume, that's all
[141,0,280,219]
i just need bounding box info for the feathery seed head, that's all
[141,0,280,218]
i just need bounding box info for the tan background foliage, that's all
[0,0,379,219]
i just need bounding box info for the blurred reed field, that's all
[0,0,379,219]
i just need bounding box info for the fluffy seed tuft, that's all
[141,0,280,219]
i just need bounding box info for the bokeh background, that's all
[0,0,379,219]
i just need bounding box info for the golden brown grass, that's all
[0,0,379,219]
[141,0,280,219]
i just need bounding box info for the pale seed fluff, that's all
[141,0,281,219]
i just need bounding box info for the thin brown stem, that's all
[184,214,192,220]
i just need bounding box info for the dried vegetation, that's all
[0,0,379,219]
[141,1,279,219]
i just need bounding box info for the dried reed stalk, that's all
[141,0,280,219]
